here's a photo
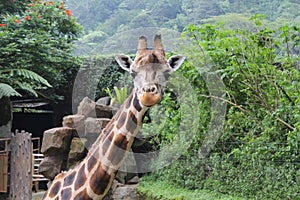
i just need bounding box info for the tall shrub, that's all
[147,16,300,199]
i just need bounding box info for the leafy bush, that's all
[145,17,300,200]
[0,0,82,99]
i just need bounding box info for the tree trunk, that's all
[9,131,32,200]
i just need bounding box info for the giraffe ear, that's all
[168,55,185,72]
[114,55,133,72]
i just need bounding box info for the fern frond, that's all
[105,87,116,103]
[114,86,127,104]
[0,83,21,99]
[14,69,52,87]
[16,82,38,97]
[105,86,128,105]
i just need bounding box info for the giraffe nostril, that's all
[142,87,148,92]
[142,85,158,93]
[150,86,156,93]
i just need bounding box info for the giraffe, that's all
[42,34,185,200]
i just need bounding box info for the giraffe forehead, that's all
[134,50,167,67]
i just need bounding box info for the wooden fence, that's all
[0,138,9,193]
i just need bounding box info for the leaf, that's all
[0,68,52,88]
[16,81,38,97]
[13,69,52,87]
[114,86,127,104]
[0,83,21,99]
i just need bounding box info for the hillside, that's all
[64,0,300,55]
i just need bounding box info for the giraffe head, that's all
[115,34,185,107]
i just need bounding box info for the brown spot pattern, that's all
[74,164,87,190]
[61,188,72,200]
[49,181,61,198]
[113,111,121,122]
[102,120,114,137]
[116,112,127,129]
[102,131,114,155]
[126,111,137,133]
[87,150,98,172]
[89,164,111,195]
[133,94,142,112]
[114,134,128,150]
[63,171,76,187]
[74,189,92,200]
[107,134,128,165]
[125,92,133,109]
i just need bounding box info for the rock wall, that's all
[39,97,141,199]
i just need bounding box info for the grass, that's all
[137,178,249,200]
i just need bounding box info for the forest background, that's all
[0,0,299,199]
[68,1,300,199]
[66,0,300,55]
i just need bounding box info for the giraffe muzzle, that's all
[139,85,161,107]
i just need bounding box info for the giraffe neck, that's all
[43,89,149,200]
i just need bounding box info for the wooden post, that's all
[9,130,32,200]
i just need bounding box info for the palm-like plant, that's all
[0,67,52,99]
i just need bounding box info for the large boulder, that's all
[41,127,74,156]
[77,96,117,118]
[77,97,96,118]
[62,114,85,136]
[96,96,111,106]
[84,117,111,148]
[95,104,115,118]
[67,138,88,169]
[84,117,110,136]
[39,155,65,180]
[112,184,139,200]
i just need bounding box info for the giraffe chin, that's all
[139,92,161,107]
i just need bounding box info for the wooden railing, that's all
[0,136,48,194]
[0,138,10,193]
[32,153,48,191]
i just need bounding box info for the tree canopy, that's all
[0,0,82,100]
[65,0,300,55]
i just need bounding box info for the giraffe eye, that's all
[163,71,170,80]
[130,70,137,77]
[157,75,165,82]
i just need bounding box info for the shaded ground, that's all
[32,192,45,200]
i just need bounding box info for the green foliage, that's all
[142,58,209,143]
[93,56,125,99]
[138,177,248,200]
[70,55,129,108]
[145,17,300,200]
[129,12,156,29]
[0,83,21,99]
[105,86,128,105]
[0,0,82,101]
[142,91,181,147]
[202,13,258,30]
[0,0,30,15]
[0,68,52,98]
[65,0,300,56]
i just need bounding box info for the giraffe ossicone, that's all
[42,34,185,200]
